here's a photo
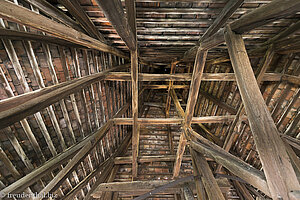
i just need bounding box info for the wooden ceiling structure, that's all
[0,0,299,199]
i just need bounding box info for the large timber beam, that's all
[172,48,208,178]
[23,0,83,32]
[224,25,300,199]
[0,0,126,58]
[104,72,289,82]
[0,64,130,129]
[0,28,86,48]
[184,0,300,59]
[199,0,244,42]
[190,149,225,200]
[187,129,270,196]
[95,0,136,51]
[113,116,247,125]
[58,0,106,42]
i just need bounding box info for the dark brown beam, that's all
[23,0,83,32]
[188,129,270,196]
[0,28,86,48]
[190,149,225,200]
[0,0,126,58]
[105,72,285,82]
[224,25,300,199]
[173,48,207,178]
[58,0,106,42]
[199,0,244,42]
[0,64,130,129]
[95,0,136,50]
[184,0,300,59]
[199,90,237,114]
[0,105,124,197]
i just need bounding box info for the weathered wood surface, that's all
[184,0,300,59]
[199,0,244,42]
[225,26,300,199]
[188,133,270,196]
[23,0,83,32]
[0,64,130,129]
[58,0,106,42]
[0,0,126,58]
[95,0,136,50]
[191,149,225,200]
[113,115,247,125]
[104,72,284,82]
[131,49,139,178]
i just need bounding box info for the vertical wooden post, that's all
[131,49,139,178]
[224,25,300,199]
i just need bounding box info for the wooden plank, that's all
[200,0,244,42]
[58,0,106,42]
[183,0,300,58]
[188,131,270,196]
[183,183,194,200]
[114,155,201,164]
[224,25,300,199]
[0,28,85,48]
[113,115,247,125]
[0,0,126,58]
[131,49,139,178]
[0,67,46,162]
[0,64,130,129]
[95,0,136,51]
[104,72,284,82]
[173,48,207,178]
[190,149,225,200]
[23,0,83,32]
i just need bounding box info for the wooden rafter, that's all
[0,0,126,58]
[224,25,300,199]
[95,0,136,51]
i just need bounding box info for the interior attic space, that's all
[0,0,300,199]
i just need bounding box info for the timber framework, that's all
[0,0,299,199]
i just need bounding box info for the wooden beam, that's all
[58,0,106,42]
[114,155,204,164]
[190,149,225,200]
[0,64,130,129]
[104,72,284,82]
[113,116,247,125]
[183,183,194,200]
[0,28,85,48]
[188,130,270,196]
[224,25,300,199]
[92,176,229,194]
[131,49,139,178]
[0,0,126,58]
[172,48,207,178]
[199,0,244,42]
[23,0,83,32]
[183,0,300,59]
[95,0,136,50]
